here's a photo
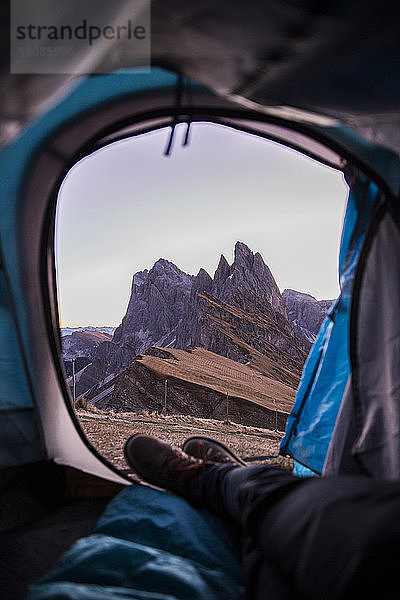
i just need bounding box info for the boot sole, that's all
[123,433,149,478]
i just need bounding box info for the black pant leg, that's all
[200,465,304,600]
[246,474,400,600]
[201,464,400,600]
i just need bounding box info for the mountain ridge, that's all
[71,242,333,418]
[282,288,333,345]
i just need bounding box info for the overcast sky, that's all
[56,122,349,327]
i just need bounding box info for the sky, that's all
[56,122,349,327]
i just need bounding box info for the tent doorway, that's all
[55,121,348,476]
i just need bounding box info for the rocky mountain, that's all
[76,242,318,411]
[113,259,193,355]
[73,243,336,424]
[282,289,333,345]
[175,242,308,376]
[62,329,112,361]
[62,329,113,379]
[64,356,92,378]
[75,259,193,396]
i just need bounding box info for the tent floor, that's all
[0,495,109,599]
[0,461,124,600]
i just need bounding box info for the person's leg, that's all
[124,434,299,599]
[256,475,400,600]
[196,460,300,523]
[182,435,300,522]
[202,464,400,600]
[125,435,400,599]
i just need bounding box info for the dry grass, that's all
[139,347,296,414]
[76,408,293,476]
[74,396,104,413]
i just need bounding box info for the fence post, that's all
[163,379,168,413]
[72,358,76,405]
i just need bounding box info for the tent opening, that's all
[55,120,348,477]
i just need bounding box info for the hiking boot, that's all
[182,436,247,466]
[124,434,220,504]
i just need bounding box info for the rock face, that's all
[176,242,307,376]
[282,289,333,345]
[113,259,193,357]
[75,259,193,396]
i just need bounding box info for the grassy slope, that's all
[137,346,297,415]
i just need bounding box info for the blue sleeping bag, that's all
[27,484,245,600]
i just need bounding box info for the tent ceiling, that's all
[1,0,400,155]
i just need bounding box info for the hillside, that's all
[62,329,113,376]
[86,346,297,430]
[62,329,112,361]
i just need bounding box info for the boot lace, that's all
[162,447,217,480]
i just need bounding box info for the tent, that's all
[1,1,400,597]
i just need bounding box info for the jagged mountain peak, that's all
[213,254,231,285]
[154,257,172,267]
[233,241,269,272]
[254,251,268,271]
[131,258,191,291]
[282,289,317,302]
[232,241,253,271]
[174,241,304,365]
[234,240,252,259]
[230,242,273,281]
[210,241,284,318]
[132,270,148,286]
[216,253,230,271]
[193,267,213,290]
[150,257,189,277]
[212,242,272,281]
[108,256,193,362]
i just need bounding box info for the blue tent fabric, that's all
[26,484,245,600]
[280,173,382,474]
[0,270,43,466]
[0,68,181,469]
